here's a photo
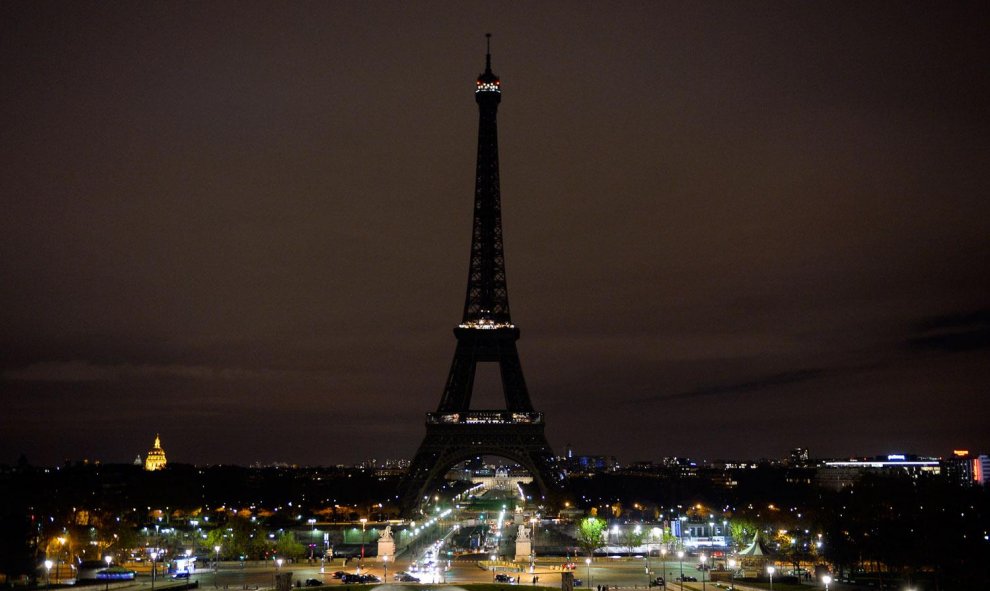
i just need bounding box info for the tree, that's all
[620,527,646,555]
[728,519,757,551]
[577,516,607,558]
[203,528,227,557]
[274,532,305,561]
[0,508,34,581]
[774,532,812,579]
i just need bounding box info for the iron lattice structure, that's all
[400,42,560,513]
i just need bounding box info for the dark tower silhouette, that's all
[400,37,559,513]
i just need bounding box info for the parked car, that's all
[172,572,191,580]
[304,579,323,587]
[573,579,583,587]
[396,574,420,582]
[494,573,516,583]
[331,571,347,579]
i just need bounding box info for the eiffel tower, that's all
[400,37,560,513]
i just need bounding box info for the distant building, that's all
[569,455,618,473]
[789,447,809,465]
[977,455,990,485]
[144,434,167,471]
[942,450,990,486]
[816,454,939,489]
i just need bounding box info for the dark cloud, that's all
[631,367,839,403]
[907,309,990,353]
[907,329,990,354]
[915,310,990,332]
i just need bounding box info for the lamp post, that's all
[677,551,684,591]
[359,518,368,565]
[184,548,191,582]
[585,558,591,588]
[383,554,388,584]
[822,574,832,591]
[531,516,539,550]
[275,558,283,589]
[151,552,158,591]
[491,555,497,582]
[699,554,707,591]
[215,546,221,574]
[661,547,667,588]
[767,565,775,591]
[104,555,112,591]
[45,560,53,590]
[56,537,66,584]
[727,559,736,591]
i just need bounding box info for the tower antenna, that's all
[485,33,492,70]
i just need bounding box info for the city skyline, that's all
[2,3,988,466]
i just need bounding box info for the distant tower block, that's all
[399,37,560,514]
[144,434,167,471]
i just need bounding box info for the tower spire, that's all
[485,33,492,71]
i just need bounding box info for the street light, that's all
[56,537,66,584]
[151,552,158,591]
[727,559,736,591]
[530,516,539,569]
[661,547,667,588]
[104,556,112,591]
[44,560,53,589]
[635,525,648,586]
[214,546,221,573]
[677,551,684,591]
[699,554,707,591]
[822,574,832,591]
[491,555,497,582]
[359,518,368,564]
[767,565,775,591]
[383,554,388,584]
[585,557,591,587]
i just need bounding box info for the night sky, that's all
[2,3,988,467]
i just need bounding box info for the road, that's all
[132,556,711,591]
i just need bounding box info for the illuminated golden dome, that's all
[144,433,167,471]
